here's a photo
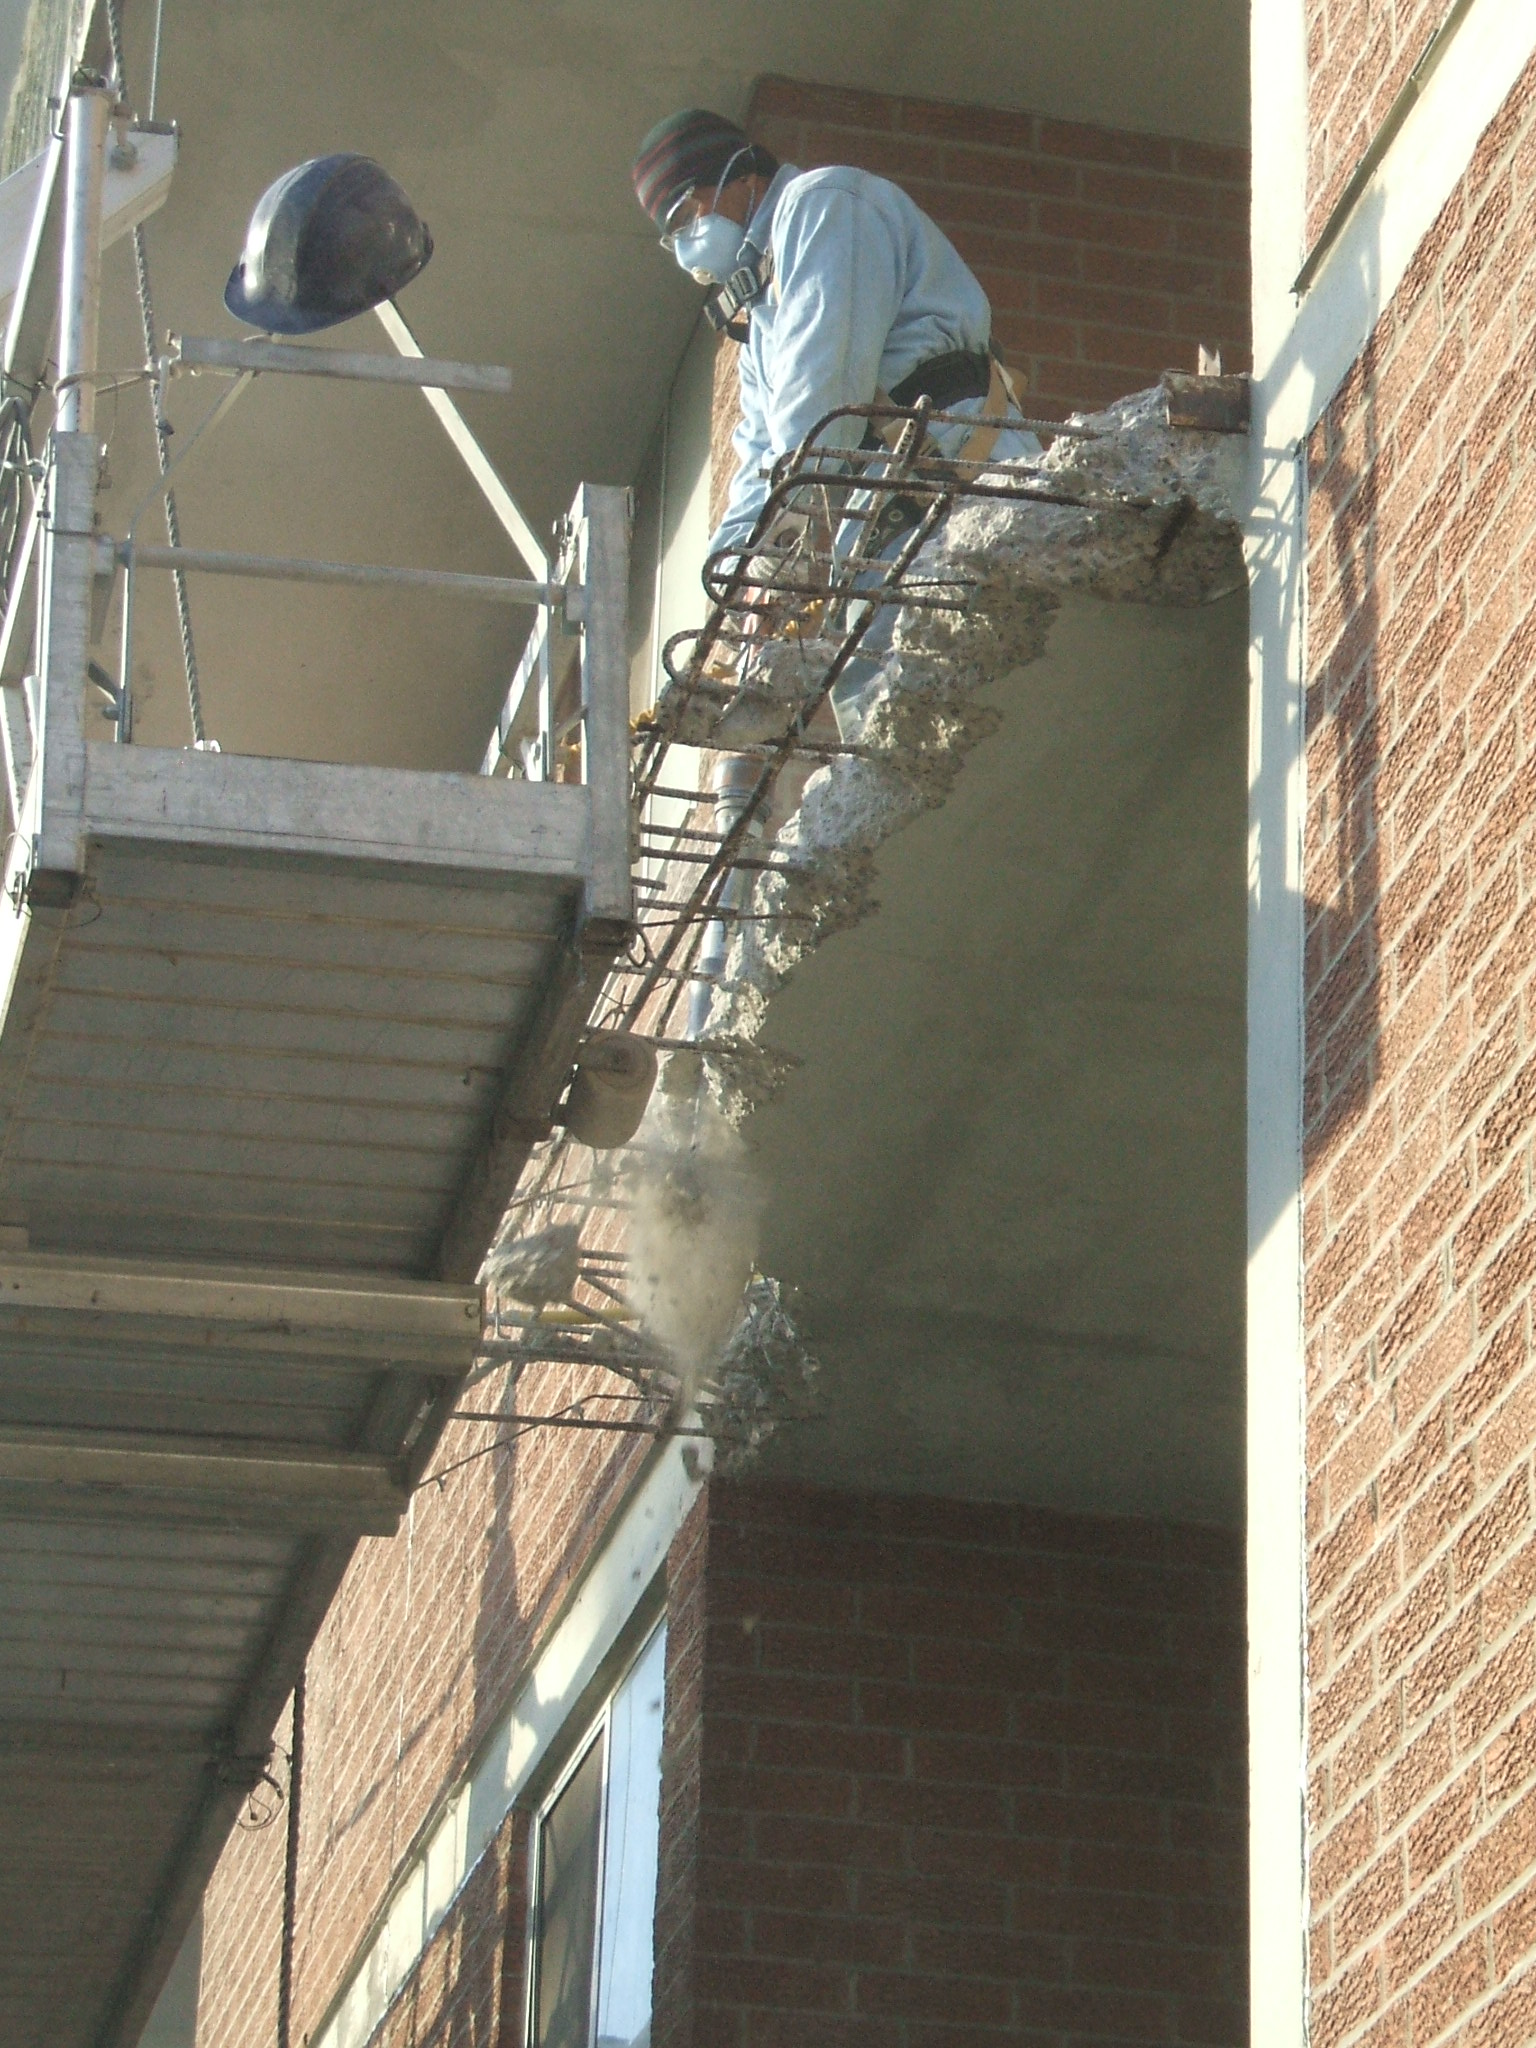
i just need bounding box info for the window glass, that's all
[594,1626,666,2048]
[532,1733,605,2048]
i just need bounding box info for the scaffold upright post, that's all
[32,78,111,891]
[574,483,632,932]
[57,80,112,436]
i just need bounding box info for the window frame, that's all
[524,1619,665,2048]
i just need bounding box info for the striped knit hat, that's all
[631,108,770,226]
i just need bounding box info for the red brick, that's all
[1454,1472,1532,1601]
[1405,1599,1483,1722]
[1335,1844,1408,1959]
[1384,1871,1456,1992]
[1464,1783,1536,1916]
[1312,1948,1384,2048]
[1456,1623,1536,1752]
[1383,1716,1455,1833]
[1409,1928,1490,2039]
[1407,1763,1481,1884]
[1403,1448,1476,1571]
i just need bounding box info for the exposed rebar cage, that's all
[448,402,1128,1469]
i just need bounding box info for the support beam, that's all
[31,84,112,891]
[32,429,95,889]
[575,482,634,929]
[168,333,514,396]
[0,1424,408,1532]
[0,1250,481,1339]
[373,297,547,580]
[115,540,561,608]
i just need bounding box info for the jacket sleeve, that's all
[761,182,902,461]
[707,181,903,560]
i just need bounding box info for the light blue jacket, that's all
[710,162,1038,557]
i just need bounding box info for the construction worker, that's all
[631,107,1041,567]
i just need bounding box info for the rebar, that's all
[502,392,1116,1443]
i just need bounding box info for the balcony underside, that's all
[754,591,1248,1524]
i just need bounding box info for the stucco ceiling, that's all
[88,0,1248,765]
[752,590,1249,1524]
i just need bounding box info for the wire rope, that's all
[105,0,209,745]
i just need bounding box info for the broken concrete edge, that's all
[681,383,1248,1121]
[522,382,1247,1473]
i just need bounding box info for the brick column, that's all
[654,1479,1247,2045]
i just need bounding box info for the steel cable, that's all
[105,0,208,745]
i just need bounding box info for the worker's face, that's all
[659,171,758,251]
[662,171,761,284]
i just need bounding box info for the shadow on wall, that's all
[1247,187,1388,1258]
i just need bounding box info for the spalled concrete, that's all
[693,387,1246,1113]
[657,386,1248,1517]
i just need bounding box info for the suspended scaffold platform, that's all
[0,78,632,2048]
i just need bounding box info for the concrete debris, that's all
[618,384,1246,1420]
[626,1088,763,1416]
[481,1221,581,1308]
[658,1037,802,1126]
[905,386,1245,653]
[652,631,848,750]
[686,385,1246,1088]
[700,1274,821,1472]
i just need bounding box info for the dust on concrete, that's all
[629,385,1246,1445]
[689,385,1247,1110]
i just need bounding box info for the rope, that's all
[104,0,209,745]
[277,1665,305,2048]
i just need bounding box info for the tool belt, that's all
[889,348,992,410]
[869,347,1027,465]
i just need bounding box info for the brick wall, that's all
[749,76,1250,413]
[707,76,1249,534]
[371,1811,527,2048]
[1307,1,1460,245]
[654,1479,1248,2046]
[194,1365,646,2048]
[1303,53,1536,2048]
[193,72,1254,2048]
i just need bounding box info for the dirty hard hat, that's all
[224,154,433,334]
[631,108,774,226]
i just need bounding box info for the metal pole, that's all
[115,541,561,606]
[373,298,548,580]
[104,0,207,747]
[56,83,113,436]
[574,484,631,926]
[117,550,134,743]
[169,334,515,396]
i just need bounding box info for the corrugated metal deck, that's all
[0,1252,485,2048]
[0,735,629,2048]
[0,474,633,2045]
[0,743,598,1275]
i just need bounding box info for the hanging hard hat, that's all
[224,154,432,334]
